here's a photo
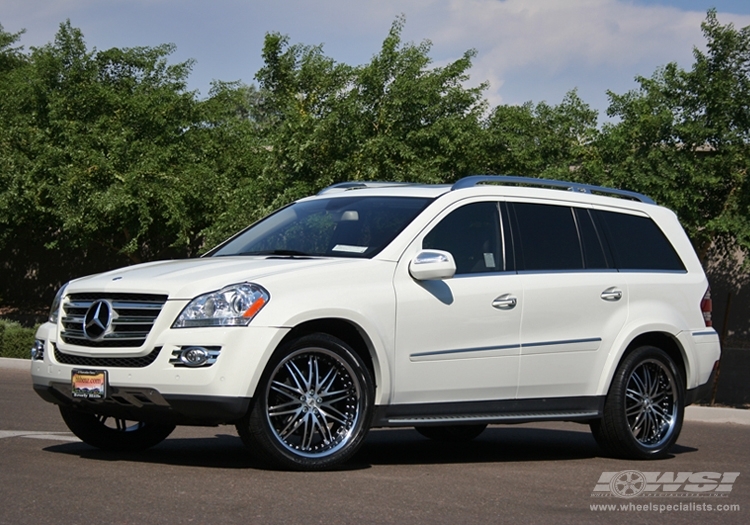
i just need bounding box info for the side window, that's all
[423,202,502,275]
[510,203,583,271]
[594,210,685,271]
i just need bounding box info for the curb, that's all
[684,405,750,426]
[3,357,749,425]
[0,357,31,371]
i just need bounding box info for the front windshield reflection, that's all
[211,196,431,259]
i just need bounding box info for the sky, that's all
[3,0,750,119]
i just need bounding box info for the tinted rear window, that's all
[511,203,583,271]
[595,210,685,271]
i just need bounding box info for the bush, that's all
[0,319,37,359]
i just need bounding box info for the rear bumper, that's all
[685,360,719,406]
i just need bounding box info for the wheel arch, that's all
[274,317,387,404]
[598,329,688,396]
[623,332,687,387]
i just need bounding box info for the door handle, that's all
[492,294,517,310]
[601,287,623,301]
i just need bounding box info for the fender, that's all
[596,320,689,396]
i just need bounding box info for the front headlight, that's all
[49,282,69,324]
[172,283,270,328]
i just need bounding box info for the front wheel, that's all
[59,406,175,451]
[591,345,684,459]
[237,333,374,470]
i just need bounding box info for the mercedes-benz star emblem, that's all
[83,300,112,341]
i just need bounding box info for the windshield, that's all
[210,196,432,258]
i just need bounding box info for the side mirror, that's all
[409,250,456,281]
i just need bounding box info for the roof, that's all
[315,176,656,204]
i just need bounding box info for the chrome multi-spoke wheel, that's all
[238,333,373,470]
[624,358,678,448]
[591,346,684,459]
[59,406,175,451]
[267,348,362,456]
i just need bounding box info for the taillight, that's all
[701,287,713,327]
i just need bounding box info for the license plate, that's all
[71,369,108,399]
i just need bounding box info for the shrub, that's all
[0,319,37,359]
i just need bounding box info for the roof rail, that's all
[451,175,655,204]
[317,181,429,195]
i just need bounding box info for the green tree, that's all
[599,10,750,262]
[482,89,600,180]
[252,30,354,209]
[344,16,487,184]
[197,81,271,248]
[31,22,211,262]
[12,11,750,310]
[248,17,487,213]
[0,21,233,303]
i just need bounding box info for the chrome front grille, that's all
[60,293,168,348]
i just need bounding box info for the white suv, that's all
[31,176,720,470]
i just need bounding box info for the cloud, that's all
[267,0,750,108]
[444,0,702,69]
[4,0,750,112]
[399,0,750,106]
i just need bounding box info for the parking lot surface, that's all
[1,367,747,524]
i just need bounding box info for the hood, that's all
[65,256,354,300]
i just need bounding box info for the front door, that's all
[392,200,522,405]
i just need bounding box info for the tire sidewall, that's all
[609,345,685,458]
[59,405,175,451]
[246,333,374,470]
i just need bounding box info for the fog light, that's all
[170,346,221,368]
[182,347,209,366]
[31,340,45,361]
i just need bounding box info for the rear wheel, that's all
[237,333,374,470]
[59,406,175,451]
[591,346,684,459]
[415,424,487,442]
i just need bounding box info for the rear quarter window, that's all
[595,210,685,271]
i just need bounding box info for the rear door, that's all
[509,202,629,398]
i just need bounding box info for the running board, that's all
[372,396,605,427]
[384,410,599,426]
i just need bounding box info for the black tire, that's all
[591,345,684,459]
[415,424,487,442]
[59,406,175,452]
[236,333,374,471]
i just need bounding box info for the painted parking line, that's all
[0,430,80,442]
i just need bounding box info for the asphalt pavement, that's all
[2,357,749,524]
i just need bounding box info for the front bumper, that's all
[34,382,251,425]
[31,321,290,424]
